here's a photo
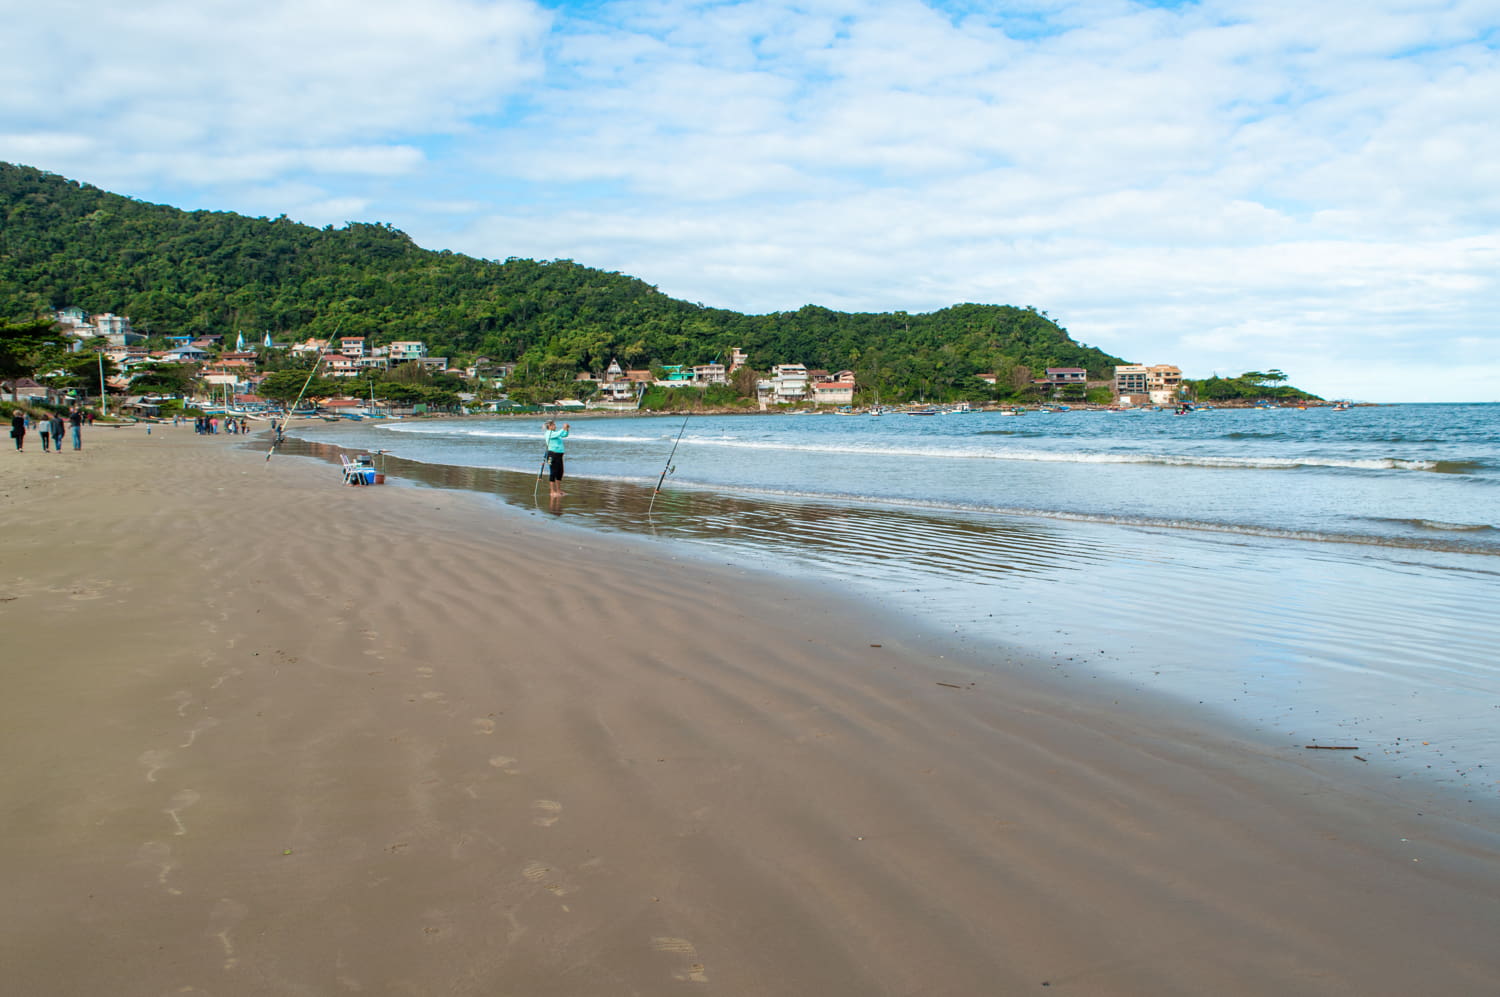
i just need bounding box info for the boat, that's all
[907,408,938,416]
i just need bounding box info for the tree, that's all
[0,317,58,379]
[128,363,196,396]
[258,369,337,405]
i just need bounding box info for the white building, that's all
[388,341,428,363]
[769,364,809,404]
[692,363,727,385]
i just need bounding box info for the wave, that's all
[1220,431,1295,441]
[379,423,668,444]
[656,435,1468,473]
[1368,517,1496,533]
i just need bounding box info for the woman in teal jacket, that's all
[544,420,570,498]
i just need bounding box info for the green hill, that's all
[1,162,1125,402]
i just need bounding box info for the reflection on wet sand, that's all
[274,437,1106,585]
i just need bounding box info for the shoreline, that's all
[4,426,1498,994]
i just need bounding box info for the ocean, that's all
[284,403,1500,808]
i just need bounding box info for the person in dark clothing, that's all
[10,411,25,451]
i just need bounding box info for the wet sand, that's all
[2,425,1498,995]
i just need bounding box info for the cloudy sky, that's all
[3,0,1497,401]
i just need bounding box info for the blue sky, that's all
[3,0,1498,401]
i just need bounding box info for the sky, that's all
[2,0,1498,402]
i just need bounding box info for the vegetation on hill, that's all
[1,162,1128,404]
[1185,370,1321,403]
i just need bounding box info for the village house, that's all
[161,343,210,363]
[1,377,64,405]
[339,336,367,358]
[387,341,428,364]
[54,307,144,347]
[1043,367,1088,386]
[1114,364,1183,406]
[761,364,811,405]
[692,363,727,385]
[811,375,856,406]
[322,354,361,377]
[291,338,329,358]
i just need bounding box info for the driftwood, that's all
[936,682,964,689]
[1304,745,1359,750]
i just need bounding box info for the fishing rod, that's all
[265,319,343,462]
[648,406,692,516]
[533,447,550,501]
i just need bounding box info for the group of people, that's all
[193,415,251,435]
[9,407,85,452]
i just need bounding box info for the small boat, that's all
[907,407,938,416]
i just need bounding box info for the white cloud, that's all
[0,0,550,186]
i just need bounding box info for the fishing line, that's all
[648,406,692,516]
[265,318,343,462]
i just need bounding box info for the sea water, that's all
[290,404,1500,806]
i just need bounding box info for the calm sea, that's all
[287,404,1500,808]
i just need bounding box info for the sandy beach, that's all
[2,426,1498,996]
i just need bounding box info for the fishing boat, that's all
[907,407,938,416]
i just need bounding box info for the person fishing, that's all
[543,419,570,499]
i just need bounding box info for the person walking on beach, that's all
[544,419,570,499]
[68,407,83,450]
[38,415,52,452]
[10,410,25,451]
[49,413,63,453]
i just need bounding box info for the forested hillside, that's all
[1,163,1125,400]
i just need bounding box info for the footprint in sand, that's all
[165,789,201,836]
[488,756,520,775]
[135,841,182,896]
[208,897,249,970]
[531,800,562,827]
[179,717,220,748]
[652,937,709,983]
[139,749,170,783]
[472,718,495,735]
[209,666,242,690]
[522,860,575,898]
